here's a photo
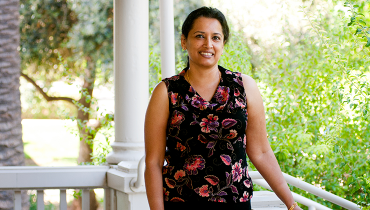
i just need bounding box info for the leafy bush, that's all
[247,1,369,209]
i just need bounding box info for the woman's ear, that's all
[181,34,186,50]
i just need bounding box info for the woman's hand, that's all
[292,204,303,210]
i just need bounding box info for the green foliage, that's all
[207,1,370,208]
[346,2,370,48]
[219,29,253,76]
[20,0,114,120]
[244,1,370,208]
[67,0,113,66]
[64,95,114,165]
[20,0,76,73]
[72,190,81,199]
[20,0,115,168]
[19,77,77,119]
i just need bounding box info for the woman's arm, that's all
[241,74,302,210]
[144,82,169,210]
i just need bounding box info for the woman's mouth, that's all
[199,52,214,57]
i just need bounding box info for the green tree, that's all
[250,1,370,208]
[19,0,114,209]
[20,0,114,164]
[19,0,78,119]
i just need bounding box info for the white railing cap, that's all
[0,166,109,190]
[250,171,361,210]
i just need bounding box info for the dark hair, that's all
[182,7,230,44]
[182,7,230,68]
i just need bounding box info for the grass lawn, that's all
[22,119,107,209]
[22,119,80,166]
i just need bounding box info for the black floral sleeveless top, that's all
[162,65,253,205]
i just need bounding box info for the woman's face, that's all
[181,17,224,69]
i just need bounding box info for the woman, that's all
[144,6,302,210]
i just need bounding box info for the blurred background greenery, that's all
[18,0,369,209]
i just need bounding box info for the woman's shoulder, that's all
[239,74,261,103]
[220,66,250,82]
[162,74,182,82]
[220,65,259,99]
[219,65,242,78]
[219,66,255,90]
[151,81,168,99]
[240,74,257,88]
[162,69,186,87]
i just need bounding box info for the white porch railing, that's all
[0,165,362,210]
[0,166,109,210]
[249,171,361,210]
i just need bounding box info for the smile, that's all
[199,52,214,56]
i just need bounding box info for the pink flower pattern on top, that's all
[191,94,209,110]
[195,185,210,197]
[232,160,244,182]
[162,66,252,205]
[199,114,219,133]
[214,86,230,104]
[170,92,178,105]
[184,155,205,175]
[174,170,186,180]
[170,110,185,127]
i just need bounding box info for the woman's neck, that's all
[187,64,220,87]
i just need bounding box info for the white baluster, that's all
[37,190,44,210]
[110,189,116,210]
[14,191,21,210]
[82,189,90,210]
[104,188,111,210]
[60,189,67,210]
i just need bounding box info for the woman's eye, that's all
[196,34,204,38]
[213,36,221,40]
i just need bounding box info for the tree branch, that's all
[88,114,115,132]
[21,72,77,107]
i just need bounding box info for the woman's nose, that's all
[204,37,213,48]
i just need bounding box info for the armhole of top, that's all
[160,79,172,113]
[162,78,170,90]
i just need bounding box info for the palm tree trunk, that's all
[0,0,29,209]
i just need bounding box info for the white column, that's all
[106,2,150,210]
[159,0,176,78]
[107,0,149,164]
